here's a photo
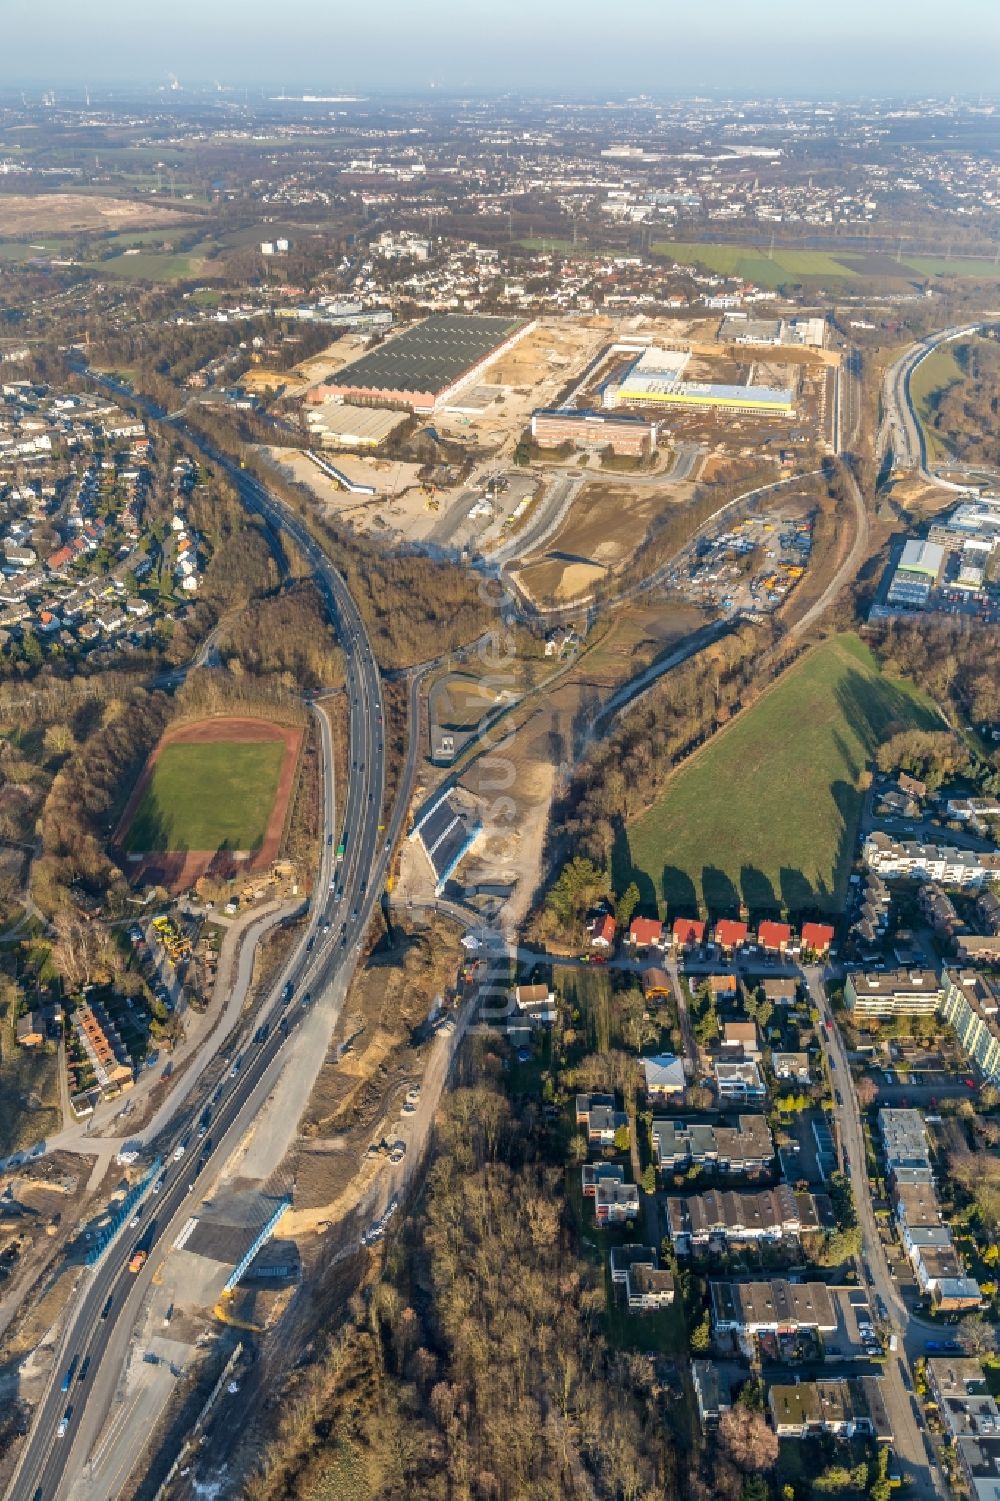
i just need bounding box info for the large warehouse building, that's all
[307,312,534,414]
[605,345,795,416]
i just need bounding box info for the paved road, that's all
[803,965,944,1501]
[878,324,981,479]
[5,374,404,1501]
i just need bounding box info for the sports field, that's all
[118,717,302,889]
[617,634,940,917]
[123,741,285,852]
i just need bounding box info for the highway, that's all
[878,323,981,479]
[5,375,411,1501]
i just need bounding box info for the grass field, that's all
[651,240,859,287]
[122,740,286,852]
[617,634,940,918]
[909,342,965,464]
[651,240,1000,288]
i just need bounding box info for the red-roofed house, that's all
[588,913,616,951]
[47,545,75,574]
[672,917,706,950]
[757,920,792,955]
[628,917,664,951]
[714,919,748,953]
[801,922,835,956]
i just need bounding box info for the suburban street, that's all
[804,966,944,1501]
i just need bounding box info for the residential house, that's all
[582,1162,625,1198]
[609,1244,659,1284]
[722,1020,760,1056]
[588,913,616,951]
[768,1378,891,1440]
[772,1052,811,1082]
[626,1262,675,1310]
[576,1094,629,1147]
[692,1360,731,1427]
[705,973,739,1000]
[760,976,798,1005]
[595,1180,640,1225]
[672,917,706,950]
[710,1278,836,1337]
[628,916,664,952]
[642,1054,686,1101]
[15,1011,45,1047]
[757,920,792,955]
[713,1059,767,1102]
[800,922,835,957]
[642,968,672,1001]
[511,983,556,1026]
[714,919,749,953]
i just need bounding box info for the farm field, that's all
[909,342,965,464]
[618,633,940,918]
[651,240,1000,287]
[0,193,196,235]
[651,240,859,287]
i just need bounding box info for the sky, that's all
[2,0,1000,96]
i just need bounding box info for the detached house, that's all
[672,917,706,950]
[588,913,616,951]
[757,920,792,955]
[627,916,663,952]
[714,919,749,954]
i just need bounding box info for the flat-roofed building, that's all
[713,1059,767,1102]
[652,1115,773,1176]
[941,968,1000,1083]
[879,1108,932,1173]
[845,967,944,1018]
[530,408,656,457]
[926,1358,1000,1443]
[863,831,988,888]
[308,313,533,414]
[769,1378,891,1439]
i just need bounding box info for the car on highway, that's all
[57,1406,73,1438]
[388,1142,407,1164]
[101,1294,114,1319]
[78,1355,91,1382]
[153,1174,166,1194]
[172,1138,189,1161]
[61,1356,79,1391]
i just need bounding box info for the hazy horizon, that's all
[2,0,1000,97]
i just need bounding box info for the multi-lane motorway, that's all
[879,323,981,477]
[6,379,412,1501]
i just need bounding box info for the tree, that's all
[613,1124,630,1153]
[690,1313,711,1353]
[981,1083,1000,1112]
[957,1315,998,1358]
[615,882,641,931]
[855,1075,878,1109]
[718,1406,779,1473]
